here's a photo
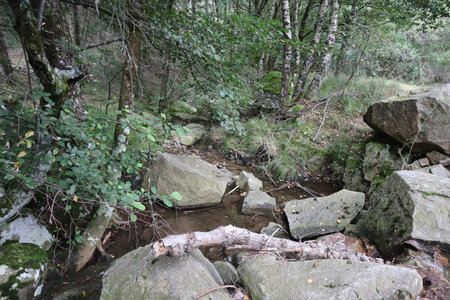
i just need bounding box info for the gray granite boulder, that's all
[101,247,230,300]
[284,189,365,239]
[144,153,229,207]
[426,150,449,165]
[236,171,263,192]
[242,190,276,215]
[238,255,423,300]
[0,214,53,250]
[361,170,450,257]
[363,84,450,155]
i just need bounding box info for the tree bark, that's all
[305,0,340,98]
[290,0,300,92]
[0,26,13,76]
[72,4,81,46]
[293,0,329,102]
[280,0,292,105]
[1,0,85,223]
[69,21,142,272]
[256,0,277,80]
[152,225,383,263]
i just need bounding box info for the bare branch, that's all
[80,37,124,50]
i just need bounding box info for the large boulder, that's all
[145,153,229,207]
[284,190,365,239]
[0,214,53,250]
[169,101,208,122]
[238,255,423,300]
[241,190,276,215]
[101,247,230,300]
[362,170,450,257]
[363,84,450,155]
[0,242,47,299]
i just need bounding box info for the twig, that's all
[81,37,124,50]
[195,285,237,299]
[224,186,238,196]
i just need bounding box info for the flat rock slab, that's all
[238,256,423,300]
[101,248,230,300]
[242,190,276,215]
[361,170,450,257]
[284,189,365,239]
[146,153,229,207]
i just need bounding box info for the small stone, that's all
[426,151,449,165]
[242,190,276,215]
[236,171,263,192]
[260,222,290,239]
[418,157,430,167]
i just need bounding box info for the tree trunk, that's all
[293,0,329,102]
[305,0,340,98]
[256,0,277,79]
[152,225,383,263]
[72,4,81,46]
[334,0,359,75]
[280,0,292,105]
[69,22,141,273]
[0,26,13,76]
[290,0,300,92]
[1,0,85,223]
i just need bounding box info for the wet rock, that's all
[361,170,450,258]
[0,242,47,299]
[213,261,240,285]
[0,214,53,250]
[426,151,449,165]
[284,189,365,239]
[238,255,423,300]
[363,84,450,155]
[179,123,206,146]
[260,222,290,239]
[306,155,326,173]
[241,190,276,215]
[236,171,263,192]
[101,248,230,300]
[143,153,229,207]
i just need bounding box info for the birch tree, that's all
[280,0,292,104]
[305,0,340,98]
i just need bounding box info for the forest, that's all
[0,0,449,299]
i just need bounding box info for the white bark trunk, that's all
[305,0,340,98]
[152,225,383,263]
[280,0,292,104]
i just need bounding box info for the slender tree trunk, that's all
[293,0,329,102]
[298,0,314,41]
[335,0,359,75]
[70,24,141,272]
[0,27,13,76]
[256,0,277,80]
[290,0,300,92]
[72,5,81,46]
[305,0,340,98]
[1,0,85,223]
[280,0,292,104]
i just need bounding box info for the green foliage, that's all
[261,71,282,95]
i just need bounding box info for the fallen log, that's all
[152,225,383,263]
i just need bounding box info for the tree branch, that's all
[80,37,124,50]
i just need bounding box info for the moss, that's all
[261,71,282,95]
[0,242,47,270]
[345,157,363,171]
[0,243,47,300]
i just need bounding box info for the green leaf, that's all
[130,213,137,222]
[170,192,182,201]
[151,186,157,195]
[53,148,59,155]
[131,201,146,211]
[147,134,156,142]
